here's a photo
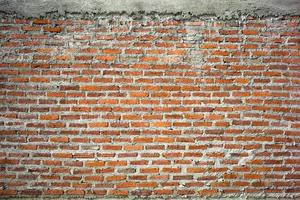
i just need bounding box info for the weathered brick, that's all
[0,13,299,200]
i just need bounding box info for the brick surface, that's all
[0,14,299,199]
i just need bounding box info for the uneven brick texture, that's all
[0,15,299,199]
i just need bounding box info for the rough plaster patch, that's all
[0,0,299,19]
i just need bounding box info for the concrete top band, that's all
[0,0,299,18]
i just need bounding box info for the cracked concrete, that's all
[0,0,299,19]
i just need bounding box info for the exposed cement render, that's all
[0,0,299,19]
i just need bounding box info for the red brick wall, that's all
[0,15,299,198]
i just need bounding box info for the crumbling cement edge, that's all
[0,0,299,20]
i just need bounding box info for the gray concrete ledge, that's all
[0,0,299,19]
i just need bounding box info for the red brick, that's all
[89,122,108,127]
[33,19,51,24]
[243,29,259,35]
[102,48,121,54]
[116,182,137,188]
[40,115,59,120]
[107,161,127,166]
[44,27,62,33]
[85,161,105,167]
[50,137,69,143]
